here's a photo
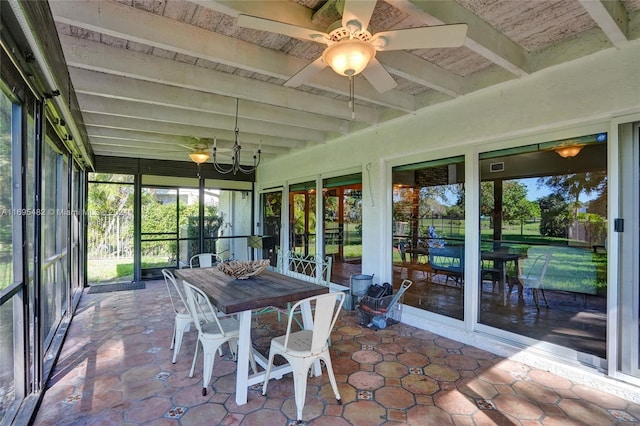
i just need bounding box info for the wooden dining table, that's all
[174,267,329,405]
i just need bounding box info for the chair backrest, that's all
[519,253,552,288]
[284,292,344,354]
[162,269,188,315]
[190,253,223,268]
[277,250,332,287]
[182,280,227,335]
[429,245,464,271]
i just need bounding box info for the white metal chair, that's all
[189,253,223,268]
[162,269,196,364]
[518,253,552,310]
[262,292,344,422]
[183,280,255,396]
[275,250,332,328]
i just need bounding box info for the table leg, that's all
[235,309,252,405]
[502,261,508,306]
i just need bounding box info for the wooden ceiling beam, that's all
[83,114,305,151]
[59,34,386,122]
[77,93,327,143]
[578,0,629,47]
[398,0,529,77]
[70,68,350,135]
[51,0,413,112]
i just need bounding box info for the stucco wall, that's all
[257,42,640,280]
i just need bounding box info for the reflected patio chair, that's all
[182,280,256,396]
[262,292,345,422]
[518,253,552,310]
[189,253,223,268]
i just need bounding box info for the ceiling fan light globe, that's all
[322,39,375,77]
[189,152,210,164]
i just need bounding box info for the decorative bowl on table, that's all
[217,259,270,279]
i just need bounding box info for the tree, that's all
[539,193,571,238]
[538,172,606,218]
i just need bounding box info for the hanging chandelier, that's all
[212,98,261,175]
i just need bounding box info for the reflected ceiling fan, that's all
[236,0,468,94]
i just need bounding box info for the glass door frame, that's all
[610,116,640,384]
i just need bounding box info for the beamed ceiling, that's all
[49,0,640,168]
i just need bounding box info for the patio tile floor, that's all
[33,279,640,425]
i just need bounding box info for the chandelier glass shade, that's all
[188,151,210,164]
[322,39,375,77]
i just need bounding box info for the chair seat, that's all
[272,330,319,356]
[201,317,241,336]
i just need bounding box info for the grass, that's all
[88,257,171,283]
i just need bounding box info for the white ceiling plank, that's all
[85,125,298,151]
[59,34,387,121]
[83,114,305,151]
[578,0,629,47]
[77,94,327,143]
[192,0,323,31]
[396,0,529,77]
[52,0,413,112]
[69,68,349,134]
[378,51,463,97]
[89,137,287,155]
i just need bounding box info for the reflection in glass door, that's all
[289,182,316,257]
[323,174,362,286]
[479,133,608,360]
[261,191,281,266]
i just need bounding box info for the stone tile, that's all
[571,384,629,409]
[401,374,440,395]
[375,386,414,409]
[512,380,561,405]
[397,351,429,367]
[445,354,479,371]
[527,369,573,389]
[433,390,478,415]
[342,400,386,425]
[492,393,543,420]
[31,279,640,426]
[352,349,383,364]
[406,404,454,425]
[123,396,172,423]
[374,361,408,378]
[423,363,460,382]
[180,402,232,425]
[348,371,385,390]
[557,398,618,425]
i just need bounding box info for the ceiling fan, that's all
[236,0,468,93]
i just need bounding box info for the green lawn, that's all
[88,257,170,283]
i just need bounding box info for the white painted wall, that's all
[257,42,640,282]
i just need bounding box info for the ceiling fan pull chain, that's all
[349,76,355,120]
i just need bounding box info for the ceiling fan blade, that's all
[284,57,327,88]
[372,24,468,51]
[361,58,397,93]
[342,0,376,32]
[236,14,329,44]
